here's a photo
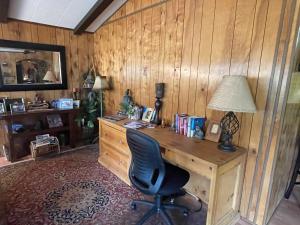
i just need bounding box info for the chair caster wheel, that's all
[183,210,189,217]
[131,202,137,210]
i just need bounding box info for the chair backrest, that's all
[126,128,165,195]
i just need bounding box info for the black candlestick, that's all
[151,97,162,125]
[151,83,165,125]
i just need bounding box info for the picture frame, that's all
[205,120,222,142]
[3,98,24,112]
[142,107,154,122]
[47,114,63,128]
[10,102,26,114]
[0,102,6,114]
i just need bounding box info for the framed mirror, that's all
[0,39,67,91]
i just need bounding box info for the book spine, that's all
[191,118,195,137]
[180,117,184,135]
[175,113,179,133]
[187,117,191,137]
[183,118,187,136]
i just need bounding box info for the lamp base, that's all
[218,111,239,153]
[218,142,236,152]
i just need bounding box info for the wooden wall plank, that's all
[126,15,134,100]
[178,0,195,114]
[131,8,142,105]
[157,4,166,84]
[187,0,204,116]
[140,8,152,107]
[161,0,178,121]
[149,4,162,106]
[120,18,127,104]
[107,23,115,111]
[171,0,185,115]
[194,0,215,117]
[115,17,124,109]
[69,32,79,98]
[111,21,118,111]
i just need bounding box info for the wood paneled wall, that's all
[94,0,300,224]
[0,20,94,101]
[267,103,300,221]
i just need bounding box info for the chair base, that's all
[131,194,189,225]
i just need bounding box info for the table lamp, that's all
[93,76,108,117]
[207,75,256,151]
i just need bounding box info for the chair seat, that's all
[158,161,190,196]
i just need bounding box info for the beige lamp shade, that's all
[93,76,109,90]
[43,70,57,82]
[207,75,256,113]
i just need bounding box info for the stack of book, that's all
[175,114,206,138]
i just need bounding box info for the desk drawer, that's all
[101,142,129,170]
[100,141,130,184]
[164,149,213,179]
[100,123,130,156]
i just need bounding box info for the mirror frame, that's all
[0,39,68,92]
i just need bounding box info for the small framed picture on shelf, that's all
[205,120,222,143]
[10,103,26,114]
[142,107,154,122]
[0,97,7,112]
[4,98,24,112]
[0,102,6,114]
[47,114,63,128]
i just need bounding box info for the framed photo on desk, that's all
[205,120,221,142]
[142,108,154,122]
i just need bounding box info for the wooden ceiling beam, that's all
[0,0,9,23]
[74,0,113,35]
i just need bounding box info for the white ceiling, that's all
[8,0,98,30]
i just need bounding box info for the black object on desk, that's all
[126,128,190,225]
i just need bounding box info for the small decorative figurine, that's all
[123,89,133,105]
[120,89,133,114]
[194,126,204,140]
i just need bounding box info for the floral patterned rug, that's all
[0,145,206,225]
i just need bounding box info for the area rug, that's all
[0,145,206,225]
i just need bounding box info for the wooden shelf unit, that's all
[0,109,80,162]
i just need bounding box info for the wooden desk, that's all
[98,119,246,225]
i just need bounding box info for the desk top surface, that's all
[100,118,247,167]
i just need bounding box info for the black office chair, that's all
[126,128,190,225]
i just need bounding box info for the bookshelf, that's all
[0,109,80,162]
